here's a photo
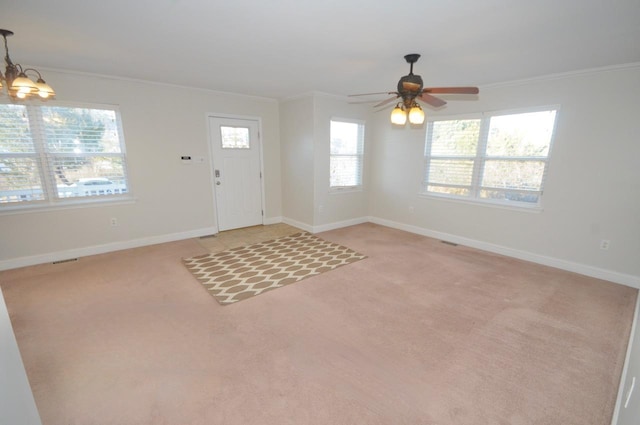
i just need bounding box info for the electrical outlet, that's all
[110,217,118,227]
[600,239,610,250]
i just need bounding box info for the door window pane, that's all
[220,126,250,149]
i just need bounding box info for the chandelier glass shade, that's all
[0,29,55,100]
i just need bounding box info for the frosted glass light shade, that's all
[408,105,425,125]
[391,106,407,125]
[35,79,55,98]
[11,75,37,94]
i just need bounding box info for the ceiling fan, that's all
[349,54,479,125]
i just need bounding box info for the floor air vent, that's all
[441,241,459,247]
[52,258,78,264]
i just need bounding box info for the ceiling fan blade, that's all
[418,93,447,108]
[374,96,400,108]
[423,87,479,94]
[348,91,397,97]
[348,99,389,104]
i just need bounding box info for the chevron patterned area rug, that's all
[183,232,366,305]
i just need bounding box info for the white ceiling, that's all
[4,0,640,100]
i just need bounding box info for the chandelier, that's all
[0,29,55,100]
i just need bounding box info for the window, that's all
[220,126,250,149]
[422,108,558,207]
[0,103,130,209]
[330,119,365,190]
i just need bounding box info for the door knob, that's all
[216,181,221,185]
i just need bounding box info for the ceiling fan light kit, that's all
[391,101,425,125]
[350,53,478,127]
[0,29,55,100]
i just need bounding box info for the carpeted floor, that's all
[0,223,636,425]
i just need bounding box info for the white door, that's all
[209,116,263,231]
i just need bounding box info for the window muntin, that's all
[0,103,130,208]
[330,119,365,190]
[423,108,557,207]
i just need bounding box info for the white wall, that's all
[280,93,371,230]
[369,65,640,283]
[2,66,639,286]
[0,70,281,267]
[312,94,371,228]
[280,96,315,226]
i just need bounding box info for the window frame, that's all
[421,106,559,210]
[0,100,133,213]
[329,117,365,193]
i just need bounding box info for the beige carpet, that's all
[184,231,366,305]
[0,223,636,425]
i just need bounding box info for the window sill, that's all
[418,192,543,213]
[329,187,363,195]
[0,196,137,216]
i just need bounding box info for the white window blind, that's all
[423,108,558,207]
[330,119,365,189]
[0,103,130,208]
[0,104,45,202]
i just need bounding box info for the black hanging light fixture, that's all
[0,29,55,100]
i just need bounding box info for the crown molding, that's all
[37,66,279,103]
[481,62,640,90]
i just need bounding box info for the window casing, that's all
[0,102,130,210]
[422,107,558,208]
[330,119,365,191]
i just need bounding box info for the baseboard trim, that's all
[368,216,640,289]
[281,217,314,233]
[313,217,369,233]
[263,216,283,225]
[3,216,638,288]
[0,227,218,271]
[281,216,369,234]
